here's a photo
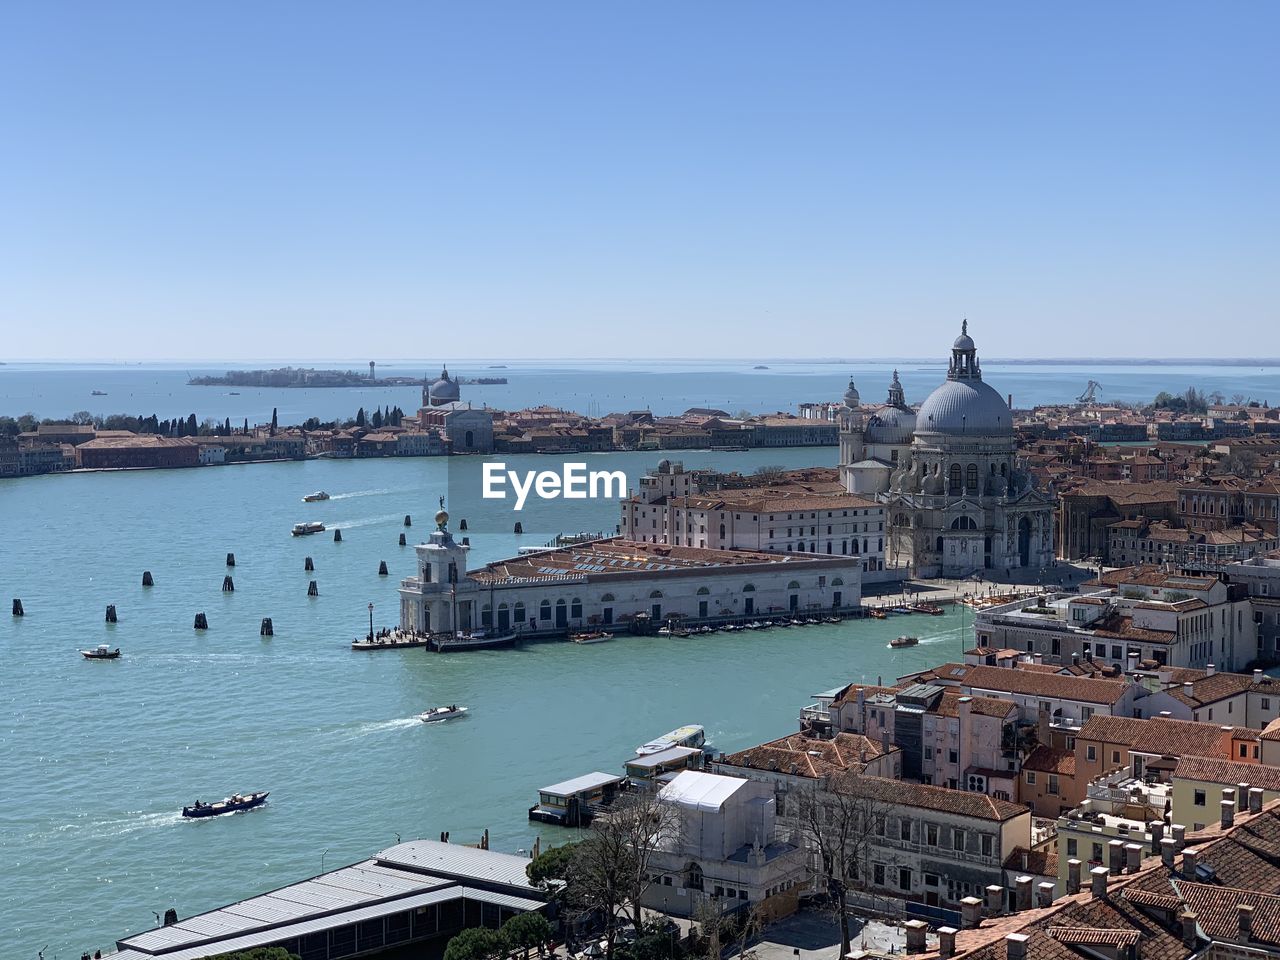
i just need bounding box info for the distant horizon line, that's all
[4,356,1280,367]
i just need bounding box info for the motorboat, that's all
[182,791,268,818]
[636,724,705,756]
[91,390,108,396]
[291,521,325,536]
[889,635,920,648]
[911,603,945,616]
[302,491,330,502]
[81,644,120,660]
[824,616,841,624]
[419,705,468,723]
[430,630,517,652]
[571,632,613,644]
[869,609,887,620]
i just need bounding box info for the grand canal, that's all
[0,449,974,959]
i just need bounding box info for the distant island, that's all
[189,367,507,388]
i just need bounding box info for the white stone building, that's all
[621,460,893,579]
[840,322,1056,578]
[399,513,863,635]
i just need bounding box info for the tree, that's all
[243,418,249,434]
[224,417,232,435]
[795,772,894,959]
[271,407,279,433]
[206,948,300,960]
[443,927,508,960]
[527,841,579,889]
[751,465,787,483]
[17,413,37,432]
[502,911,553,959]
[356,407,367,427]
[72,409,94,425]
[372,407,383,429]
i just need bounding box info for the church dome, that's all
[916,379,1010,435]
[843,379,860,408]
[428,367,460,406]
[915,321,1011,436]
[865,405,916,445]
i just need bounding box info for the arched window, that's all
[649,589,663,599]
[539,600,551,620]
[696,587,710,595]
[742,584,755,593]
[514,601,525,622]
[571,597,583,618]
[1000,463,1007,477]
[464,430,474,447]
[601,593,615,602]
[949,464,962,494]
[719,523,726,539]
[966,463,979,492]
[787,580,801,590]
[831,577,844,587]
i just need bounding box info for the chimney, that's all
[1037,881,1056,908]
[1159,710,1172,718]
[1125,842,1143,872]
[1015,875,1033,912]
[1183,848,1200,876]
[1172,823,1187,849]
[1161,836,1177,868]
[1222,799,1236,830]
[1237,783,1250,811]
[938,927,958,958]
[1182,681,1195,697]
[1250,787,1264,814]
[1181,912,1199,949]
[1255,669,1264,682]
[1005,934,1029,960]
[960,897,983,930]
[985,884,1004,915]
[1239,904,1255,943]
[1072,653,1080,667]
[904,919,928,955]
[1067,858,1082,895]
[1091,865,1109,899]
[1207,663,1217,676]
[1149,820,1165,855]
[1109,838,1125,875]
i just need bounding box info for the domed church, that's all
[840,321,1055,578]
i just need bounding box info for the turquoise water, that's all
[0,449,975,959]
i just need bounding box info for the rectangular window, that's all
[1194,789,1206,807]
[899,868,911,891]
[1087,745,1097,762]
[900,819,911,841]
[981,835,993,857]
[927,824,938,846]
[1026,771,1036,785]
[953,829,965,851]
[873,863,885,886]
[1111,750,1120,764]
[1066,838,1077,857]
[1048,774,1059,796]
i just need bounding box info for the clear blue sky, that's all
[1,2,1276,360]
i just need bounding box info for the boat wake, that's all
[328,514,401,530]
[329,488,395,501]
[342,717,422,741]
[30,809,183,844]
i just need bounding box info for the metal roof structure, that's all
[537,771,624,796]
[108,840,545,959]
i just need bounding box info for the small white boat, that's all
[889,635,920,649]
[571,632,613,644]
[419,705,468,723]
[81,644,121,660]
[291,521,325,536]
[302,491,330,502]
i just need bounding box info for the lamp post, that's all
[368,602,374,641]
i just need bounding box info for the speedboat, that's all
[571,632,613,644]
[869,609,887,620]
[911,603,945,615]
[182,791,268,818]
[824,616,841,623]
[81,644,120,660]
[889,635,920,648]
[302,491,330,502]
[291,521,325,536]
[419,705,468,723]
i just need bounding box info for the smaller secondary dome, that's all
[953,318,975,351]
[843,379,860,407]
[428,367,460,405]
